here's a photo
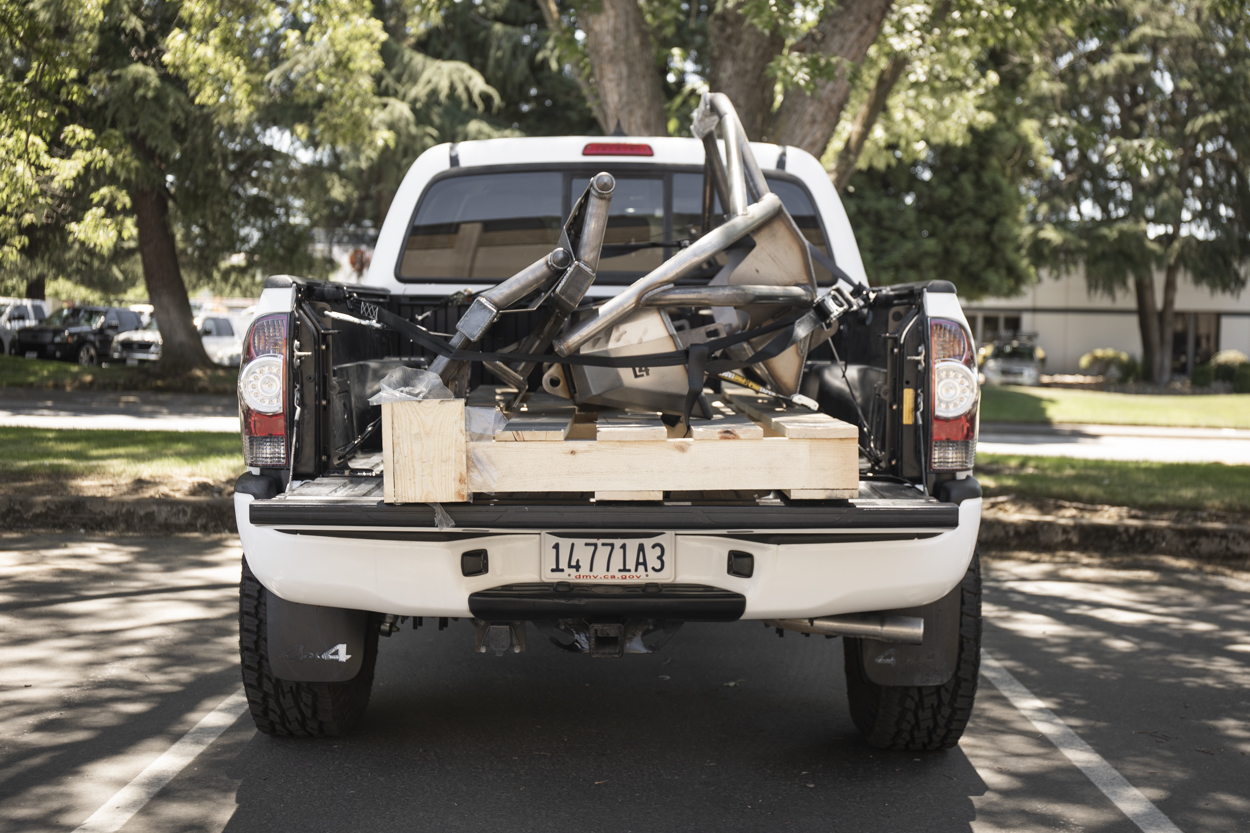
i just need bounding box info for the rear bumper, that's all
[236,484,981,620]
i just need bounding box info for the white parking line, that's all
[981,651,1182,833]
[73,687,251,833]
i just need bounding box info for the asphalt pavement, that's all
[2,533,1246,832]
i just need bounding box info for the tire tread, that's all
[239,558,377,737]
[845,553,982,751]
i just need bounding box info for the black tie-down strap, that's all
[353,298,821,425]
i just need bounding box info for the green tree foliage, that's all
[844,122,1037,298]
[313,0,597,242]
[1028,0,1250,383]
[0,0,507,369]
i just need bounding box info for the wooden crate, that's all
[382,388,858,503]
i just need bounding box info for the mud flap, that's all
[861,580,961,687]
[266,590,368,683]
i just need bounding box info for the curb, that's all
[1,495,237,534]
[980,512,1250,569]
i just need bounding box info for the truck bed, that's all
[247,477,957,536]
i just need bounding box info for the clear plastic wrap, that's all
[368,367,453,404]
[465,406,508,441]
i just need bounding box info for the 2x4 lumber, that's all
[723,388,857,439]
[688,396,764,440]
[498,411,574,441]
[467,436,857,494]
[784,489,859,500]
[596,490,664,501]
[596,411,667,441]
[382,399,467,503]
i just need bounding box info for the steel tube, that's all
[641,284,815,307]
[479,248,569,310]
[720,110,749,216]
[764,614,925,644]
[699,133,732,219]
[707,93,770,202]
[553,192,784,356]
[576,172,616,274]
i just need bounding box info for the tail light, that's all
[239,313,290,467]
[929,318,979,470]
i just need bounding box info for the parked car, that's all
[233,99,983,750]
[979,335,1045,386]
[0,298,49,354]
[109,314,245,366]
[16,305,143,365]
[109,317,162,364]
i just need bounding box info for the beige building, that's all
[961,269,1250,375]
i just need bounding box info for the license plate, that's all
[126,358,139,366]
[24,351,36,359]
[540,532,675,583]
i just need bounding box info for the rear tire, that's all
[239,558,378,737]
[844,552,981,751]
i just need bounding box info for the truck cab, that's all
[233,107,983,749]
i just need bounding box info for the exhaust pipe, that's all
[764,613,924,644]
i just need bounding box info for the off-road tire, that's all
[239,558,378,737]
[844,552,981,751]
[77,343,97,366]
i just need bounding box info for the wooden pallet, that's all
[382,387,858,504]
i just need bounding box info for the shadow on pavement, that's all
[215,622,990,833]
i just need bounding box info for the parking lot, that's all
[1,533,1246,833]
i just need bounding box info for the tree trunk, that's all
[577,0,668,136]
[771,0,895,155]
[1155,262,1180,385]
[1133,272,1159,383]
[829,53,908,192]
[132,185,210,372]
[708,5,786,141]
[538,0,610,133]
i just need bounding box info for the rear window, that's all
[398,167,833,285]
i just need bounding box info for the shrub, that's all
[1079,348,1138,381]
[1235,364,1250,394]
[1211,350,1249,383]
[1191,363,1215,387]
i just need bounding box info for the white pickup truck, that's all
[232,103,983,750]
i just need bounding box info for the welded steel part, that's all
[430,174,615,393]
[764,614,925,644]
[553,192,784,357]
[641,284,815,308]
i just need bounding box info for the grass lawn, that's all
[0,355,237,394]
[980,385,1250,429]
[977,453,1250,514]
[0,427,243,497]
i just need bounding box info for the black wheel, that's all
[239,558,378,737]
[77,343,98,366]
[844,552,981,751]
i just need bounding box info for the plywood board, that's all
[724,388,857,439]
[467,436,857,494]
[596,412,667,441]
[383,399,467,503]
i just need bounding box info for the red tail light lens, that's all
[929,318,979,470]
[582,142,654,156]
[239,313,290,468]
